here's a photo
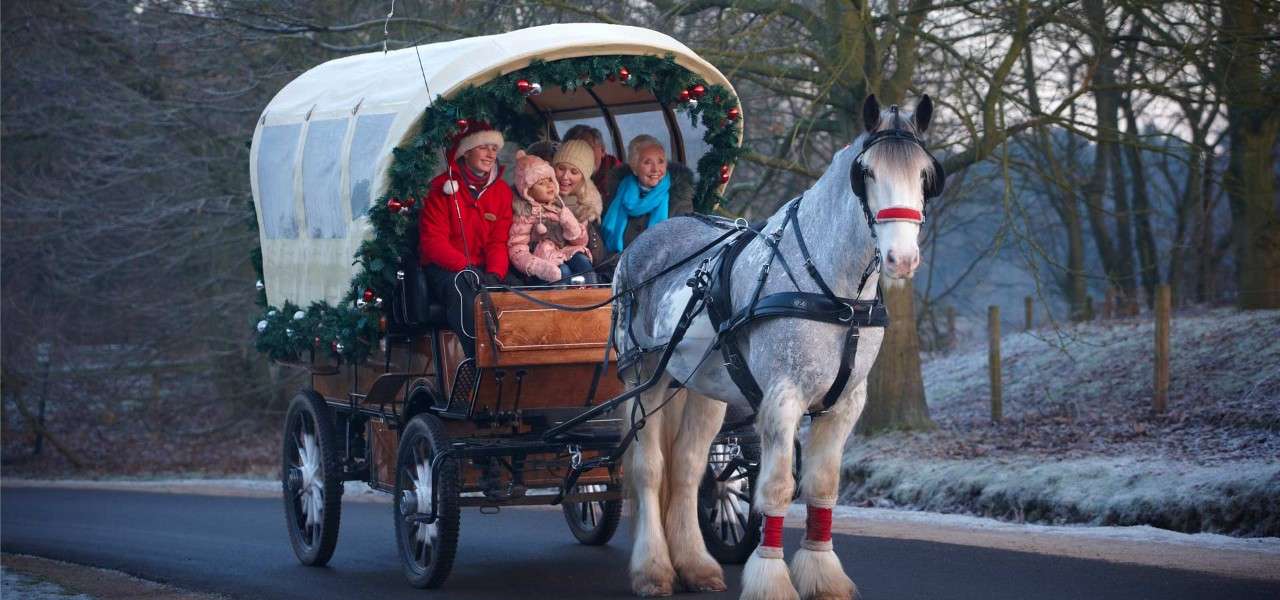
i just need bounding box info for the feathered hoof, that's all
[674,553,727,592]
[741,551,799,600]
[631,560,676,597]
[790,547,856,600]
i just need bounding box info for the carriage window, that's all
[554,111,615,158]
[676,114,711,171]
[302,118,349,239]
[612,104,673,163]
[257,124,302,240]
[348,113,395,220]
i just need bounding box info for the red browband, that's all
[875,207,924,223]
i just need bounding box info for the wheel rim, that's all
[288,413,324,549]
[571,484,607,530]
[403,436,438,570]
[705,443,752,547]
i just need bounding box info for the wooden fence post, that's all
[988,305,1002,422]
[1154,285,1171,414]
[1024,296,1033,331]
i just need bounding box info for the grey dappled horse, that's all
[612,95,938,599]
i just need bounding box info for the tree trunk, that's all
[1220,0,1280,309]
[859,280,935,435]
[1122,96,1160,308]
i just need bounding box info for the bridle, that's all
[849,106,947,234]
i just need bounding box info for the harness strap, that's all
[787,199,840,302]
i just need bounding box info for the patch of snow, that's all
[1,566,94,600]
[842,444,1280,536]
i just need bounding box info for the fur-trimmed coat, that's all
[601,162,695,254]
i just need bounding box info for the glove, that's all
[533,261,562,283]
[480,272,503,286]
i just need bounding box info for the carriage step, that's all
[448,358,477,410]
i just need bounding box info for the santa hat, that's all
[448,122,504,162]
[513,150,559,204]
[442,122,504,195]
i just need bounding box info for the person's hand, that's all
[534,262,562,283]
[480,272,503,286]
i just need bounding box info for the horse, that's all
[611,94,940,599]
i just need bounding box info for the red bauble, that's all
[362,288,375,302]
[720,164,731,174]
[455,119,469,131]
[678,89,691,102]
[691,84,706,99]
[726,107,741,121]
[618,67,630,81]
[387,198,402,213]
[719,170,731,184]
[516,79,532,94]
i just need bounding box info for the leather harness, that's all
[695,195,887,415]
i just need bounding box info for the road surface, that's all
[2,487,1276,599]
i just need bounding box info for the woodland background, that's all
[1,0,1277,475]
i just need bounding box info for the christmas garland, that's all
[252,54,744,364]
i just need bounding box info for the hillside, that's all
[840,307,1280,536]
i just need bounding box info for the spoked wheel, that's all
[282,391,343,566]
[562,484,623,545]
[697,441,762,564]
[394,413,460,589]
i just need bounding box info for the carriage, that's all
[250,24,766,589]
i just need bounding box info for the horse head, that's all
[849,94,945,280]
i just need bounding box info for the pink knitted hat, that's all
[513,150,559,203]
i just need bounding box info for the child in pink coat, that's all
[508,151,596,285]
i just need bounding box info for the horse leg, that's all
[663,391,727,592]
[741,383,805,600]
[624,373,677,597]
[789,381,866,600]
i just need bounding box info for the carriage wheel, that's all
[697,441,762,564]
[282,391,343,566]
[562,484,623,545]
[393,413,460,589]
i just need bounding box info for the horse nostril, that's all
[885,251,897,265]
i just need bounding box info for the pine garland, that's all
[252,53,743,364]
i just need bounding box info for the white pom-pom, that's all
[535,222,548,235]
[442,179,459,195]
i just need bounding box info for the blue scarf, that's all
[601,172,671,252]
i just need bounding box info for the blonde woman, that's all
[552,140,605,268]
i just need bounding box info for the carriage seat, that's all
[389,263,449,336]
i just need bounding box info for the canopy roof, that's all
[250,23,736,308]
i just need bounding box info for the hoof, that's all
[631,561,676,597]
[674,554,727,592]
[790,547,856,600]
[741,551,799,600]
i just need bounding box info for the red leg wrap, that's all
[805,505,833,543]
[762,514,785,548]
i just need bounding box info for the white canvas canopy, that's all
[250,23,737,308]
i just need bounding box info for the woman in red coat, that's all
[418,123,512,358]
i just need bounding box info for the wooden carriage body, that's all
[255,24,760,587]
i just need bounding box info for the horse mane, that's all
[859,110,939,191]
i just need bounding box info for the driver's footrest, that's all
[449,358,478,408]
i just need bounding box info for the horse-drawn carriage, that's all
[250,24,763,589]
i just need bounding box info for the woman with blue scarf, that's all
[600,135,695,260]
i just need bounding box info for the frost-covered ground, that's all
[841,307,1280,536]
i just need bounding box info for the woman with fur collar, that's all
[600,135,694,258]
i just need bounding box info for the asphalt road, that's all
[2,487,1276,600]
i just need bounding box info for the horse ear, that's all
[862,94,881,133]
[914,95,933,133]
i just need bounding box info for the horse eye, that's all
[864,169,875,180]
